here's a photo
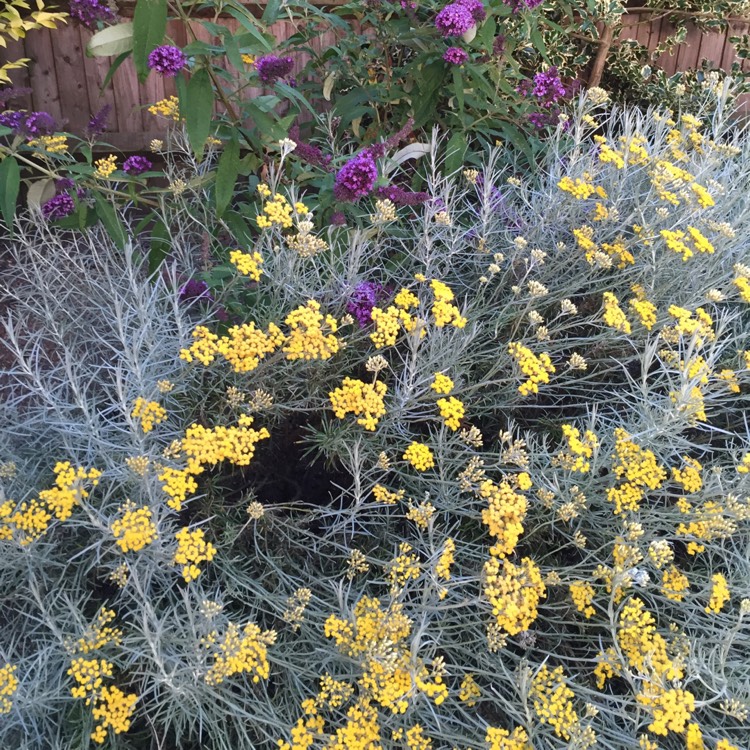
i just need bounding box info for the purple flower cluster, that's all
[347,281,386,327]
[532,67,566,107]
[458,0,486,22]
[443,47,469,65]
[86,104,111,138]
[123,155,152,176]
[435,3,475,37]
[70,0,116,29]
[179,279,213,302]
[503,0,543,10]
[147,46,187,77]
[42,193,75,221]
[492,34,506,57]
[0,109,56,137]
[289,125,333,171]
[333,150,379,202]
[375,185,430,206]
[255,55,295,85]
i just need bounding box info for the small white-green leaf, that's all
[26,178,56,212]
[87,23,134,58]
[384,143,431,174]
[323,73,335,101]
[461,24,477,43]
[352,117,362,138]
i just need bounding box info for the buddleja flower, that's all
[347,281,386,327]
[70,0,116,29]
[443,47,469,65]
[122,155,152,176]
[458,0,486,22]
[435,3,475,37]
[333,151,378,202]
[42,193,75,221]
[532,67,566,107]
[0,109,56,137]
[255,55,294,85]
[147,46,187,77]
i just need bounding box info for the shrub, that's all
[1,92,749,749]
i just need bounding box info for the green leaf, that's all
[223,31,244,71]
[413,61,446,128]
[132,0,167,82]
[452,67,464,113]
[275,81,316,116]
[184,68,214,158]
[94,193,127,250]
[101,50,132,91]
[149,219,171,274]
[529,20,548,62]
[87,22,134,57]
[246,100,285,141]
[215,136,240,219]
[223,210,254,245]
[224,6,273,50]
[262,0,282,25]
[0,155,19,233]
[444,131,467,175]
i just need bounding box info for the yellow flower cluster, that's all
[483,556,545,635]
[179,416,270,474]
[38,461,102,522]
[430,279,467,328]
[229,249,264,281]
[558,175,600,199]
[569,581,595,618]
[28,135,68,153]
[371,484,404,505]
[672,456,703,493]
[256,189,308,229]
[677,500,738,555]
[94,154,117,179]
[479,479,527,558]
[706,573,730,613]
[393,724,432,750]
[90,685,138,744]
[329,378,387,430]
[385,542,420,592]
[734,272,750,303]
[283,588,312,630]
[436,396,465,431]
[405,501,435,529]
[370,305,419,347]
[555,424,599,472]
[110,500,157,553]
[403,441,435,471]
[661,565,689,601]
[68,658,113,700]
[507,342,555,396]
[637,687,695,736]
[68,608,122,655]
[157,466,198,512]
[665,305,715,347]
[0,497,50,545]
[431,372,454,394]
[529,665,581,740]
[225,322,285,372]
[0,664,18,714]
[459,674,481,706]
[324,597,412,713]
[283,300,341,361]
[173,527,217,582]
[435,537,455,581]
[131,398,167,433]
[326,698,382,749]
[203,620,277,685]
[617,597,682,681]
[287,220,329,258]
[485,726,531,750]
[148,96,180,120]
[602,292,631,334]
[607,428,667,514]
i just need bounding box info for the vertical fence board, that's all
[50,26,92,133]
[79,27,120,136]
[24,29,63,124]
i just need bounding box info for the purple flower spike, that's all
[148,46,187,77]
[347,281,386,327]
[178,279,213,302]
[376,185,430,206]
[435,3,475,37]
[42,193,75,221]
[457,0,486,22]
[123,155,152,176]
[255,55,295,85]
[333,151,378,202]
[86,104,111,138]
[70,0,116,29]
[443,47,469,65]
[532,67,566,107]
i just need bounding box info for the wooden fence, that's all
[2,11,750,151]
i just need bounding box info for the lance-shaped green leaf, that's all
[215,136,240,219]
[184,68,214,158]
[0,155,20,233]
[132,0,168,82]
